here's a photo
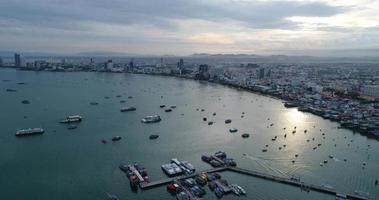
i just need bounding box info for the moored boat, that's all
[142,115,161,123]
[120,106,136,112]
[15,128,44,137]
[60,115,83,123]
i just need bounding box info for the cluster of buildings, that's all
[2,53,379,137]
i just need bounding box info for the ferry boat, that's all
[15,128,44,137]
[141,115,161,123]
[120,106,136,112]
[60,115,83,123]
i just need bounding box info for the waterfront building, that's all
[14,53,21,67]
[105,59,113,71]
[361,85,379,98]
[177,58,184,74]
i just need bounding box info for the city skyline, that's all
[1,0,379,56]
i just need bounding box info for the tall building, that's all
[177,58,184,74]
[258,68,265,79]
[178,58,184,69]
[105,59,113,70]
[199,64,208,74]
[14,53,21,67]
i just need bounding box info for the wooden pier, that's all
[138,166,369,200]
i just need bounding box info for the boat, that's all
[235,185,246,195]
[225,119,232,124]
[90,102,99,105]
[21,100,30,104]
[262,149,268,152]
[141,115,161,123]
[195,174,208,185]
[101,139,107,144]
[60,115,83,123]
[176,191,190,200]
[112,136,122,141]
[162,163,183,176]
[15,128,44,137]
[167,183,181,194]
[214,187,224,198]
[165,109,172,112]
[107,193,119,200]
[241,133,250,138]
[208,181,216,191]
[229,128,238,133]
[208,121,213,125]
[160,105,166,108]
[229,184,240,196]
[120,106,136,112]
[149,134,159,140]
[191,185,206,197]
[171,158,195,174]
[6,88,17,92]
[336,193,347,200]
[170,105,176,109]
[329,155,334,159]
[284,102,298,108]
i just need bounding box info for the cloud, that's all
[188,33,235,45]
[0,0,377,55]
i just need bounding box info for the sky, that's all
[0,0,379,55]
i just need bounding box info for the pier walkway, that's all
[140,167,228,189]
[139,166,369,200]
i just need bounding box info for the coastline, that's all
[4,67,379,140]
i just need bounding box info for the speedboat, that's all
[112,136,122,141]
[229,128,238,133]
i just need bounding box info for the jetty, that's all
[129,165,145,182]
[140,167,228,189]
[139,166,369,200]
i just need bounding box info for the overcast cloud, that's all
[0,0,378,55]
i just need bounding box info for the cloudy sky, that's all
[0,0,378,55]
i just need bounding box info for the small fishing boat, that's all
[149,134,159,140]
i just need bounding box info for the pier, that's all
[139,166,369,200]
[140,167,228,189]
[129,165,145,182]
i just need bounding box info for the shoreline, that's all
[3,67,379,140]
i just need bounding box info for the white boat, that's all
[60,115,83,123]
[141,115,161,123]
[120,106,136,112]
[16,128,44,136]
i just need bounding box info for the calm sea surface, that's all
[0,68,378,200]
